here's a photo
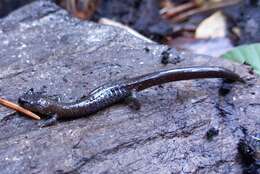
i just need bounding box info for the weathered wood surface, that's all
[0,1,259,174]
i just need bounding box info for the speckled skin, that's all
[18,66,243,125]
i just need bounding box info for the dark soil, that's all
[0,0,35,17]
[2,0,260,44]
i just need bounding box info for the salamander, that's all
[18,66,243,126]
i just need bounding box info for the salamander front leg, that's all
[38,114,58,127]
[125,90,141,110]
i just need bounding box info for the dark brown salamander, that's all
[18,66,243,126]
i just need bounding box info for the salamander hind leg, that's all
[125,89,141,110]
[38,114,59,127]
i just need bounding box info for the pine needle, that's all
[0,98,41,120]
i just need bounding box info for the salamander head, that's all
[18,88,55,116]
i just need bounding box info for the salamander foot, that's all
[38,114,58,127]
[125,90,141,110]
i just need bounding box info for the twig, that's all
[160,1,198,19]
[172,0,241,22]
[0,98,41,120]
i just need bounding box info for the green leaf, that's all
[222,43,260,74]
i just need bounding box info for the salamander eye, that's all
[18,97,29,105]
